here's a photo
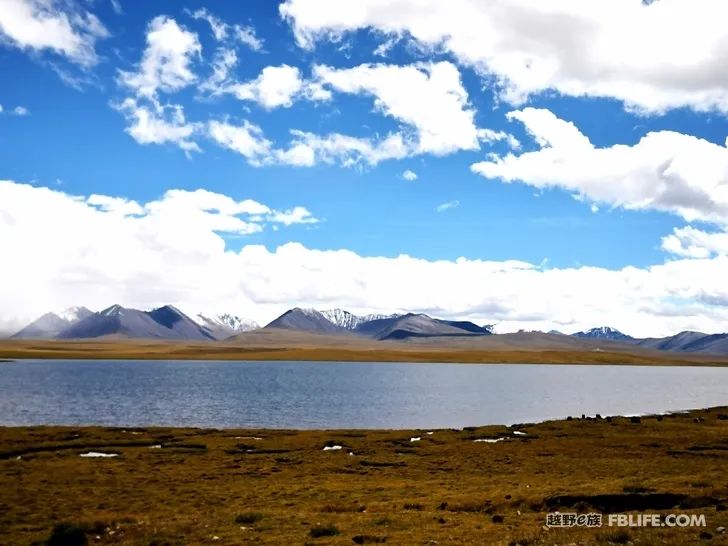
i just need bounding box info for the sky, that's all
[2,0,728,336]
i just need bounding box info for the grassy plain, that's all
[1,408,727,545]
[1,338,727,366]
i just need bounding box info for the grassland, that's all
[1,338,728,366]
[1,408,728,545]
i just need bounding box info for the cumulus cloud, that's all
[472,108,728,224]
[0,0,108,66]
[3,180,728,337]
[207,119,273,165]
[661,226,728,259]
[281,0,728,114]
[227,64,331,109]
[402,169,417,181]
[115,98,201,153]
[0,180,320,330]
[12,105,29,116]
[119,16,201,98]
[314,62,491,155]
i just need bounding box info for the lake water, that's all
[0,360,727,429]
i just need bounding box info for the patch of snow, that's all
[473,437,507,443]
[80,451,119,458]
[426,431,434,435]
[410,436,421,442]
[512,431,527,436]
[323,445,343,451]
[149,444,162,449]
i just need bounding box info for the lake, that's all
[0,360,727,429]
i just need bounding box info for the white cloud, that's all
[276,130,410,167]
[119,16,201,98]
[228,64,330,109]
[314,62,484,155]
[0,0,108,66]
[661,226,728,259]
[234,25,264,52]
[281,0,728,114]
[12,105,29,116]
[190,7,264,51]
[472,108,728,225]
[4,179,728,338]
[402,169,417,181]
[435,200,459,212]
[208,119,410,168]
[0,104,3,113]
[115,98,201,153]
[207,119,273,165]
[189,8,228,41]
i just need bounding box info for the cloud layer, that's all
[281,0,728,114]
[3,180,728,338]
[472,108,728,224]
[0,0,108,66]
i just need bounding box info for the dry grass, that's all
[1,338,727,365]
[1,408,727,544]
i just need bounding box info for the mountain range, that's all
[12,305,259,341]
[7,305,728,355]
[266,307,494,340]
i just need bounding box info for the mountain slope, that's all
[195,313,259,340]
[57,305,180,339]
[147,306,215,341]
[320,309,400,330]
[572,326,633,341]
[355,313,492,340]
[12,307,93,339]
[635,331,708,351]
[265,308,345,334]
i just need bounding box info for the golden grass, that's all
[1,338,727,365]
[1,408,727,544]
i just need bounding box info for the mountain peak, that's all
[572,326,632,341]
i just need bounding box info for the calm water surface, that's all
[0,360,727,429]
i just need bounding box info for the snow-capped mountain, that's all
[320,309,401,330]
[572,326,633,341]
[12,306,93,339]
[56,306,94,323]
[195,313,259,339]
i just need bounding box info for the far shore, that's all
[1,338,728,366]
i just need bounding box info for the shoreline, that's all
[2,339,728,366]
[2,406,727,545]
[0,405,718,433]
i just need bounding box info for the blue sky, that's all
[2,0,728,335]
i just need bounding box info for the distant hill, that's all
[57,304,202,340]
[194,313,259,339]
[264,309,493,341]
[12,307,93,339]
[319,309,400,330]
[572,326,633,341]
[355,313,492,340]
[265,308,347,334]
[636,331,728,353]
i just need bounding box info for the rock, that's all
[716,526,725,534]
[699,531,712,540]
[492,514,504,523]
